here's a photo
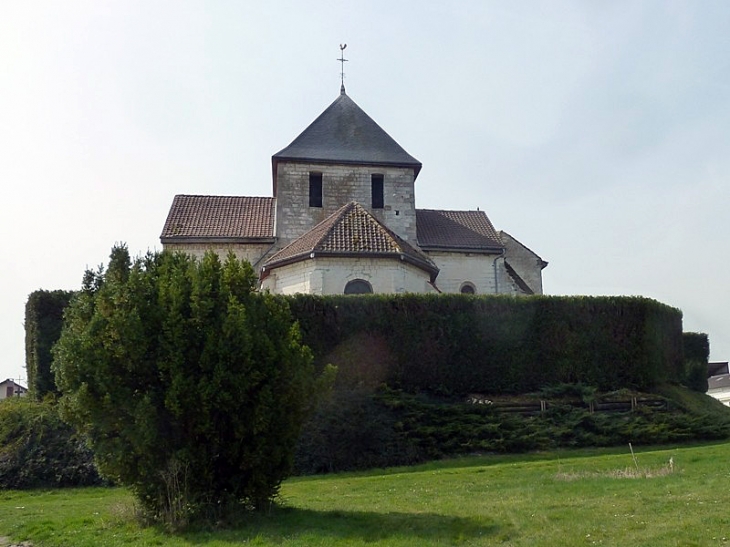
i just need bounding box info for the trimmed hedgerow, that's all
[682,332,710,393]
[684,332,710,363]
[288,294,684,395]
[25,289,75,399]
[25,291,686,398]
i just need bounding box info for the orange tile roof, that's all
[160,195,274,240]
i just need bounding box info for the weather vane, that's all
[338,43,348,93]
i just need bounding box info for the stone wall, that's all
[500,232,546,295]
[274,162,417,247]
[261,256,431,295]
[424,251,514,295]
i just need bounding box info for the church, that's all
[160,84,547,296]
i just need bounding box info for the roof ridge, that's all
[416,207,483,213]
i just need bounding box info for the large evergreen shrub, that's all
[54,246,326,524]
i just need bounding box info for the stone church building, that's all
[160,87,547,296]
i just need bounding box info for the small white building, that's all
[0,379,28,400]
[161,86,547,296]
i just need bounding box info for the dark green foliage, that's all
[295,388,422,474]
[288,294,684,395]
[682,332,710,392]
[0,398,104,489]
[295,386,730,473]
[24,290,75,399]
[53,246,320,522]
[684,360,709,393]
[683,332,710,363]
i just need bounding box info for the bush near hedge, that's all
[288,294,684,394]
[0,398,104,489]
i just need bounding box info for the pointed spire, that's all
[338,43,348,94]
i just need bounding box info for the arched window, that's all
[344,279,373,295]
[460,282,476,294]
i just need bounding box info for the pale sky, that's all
[2,1,728,385]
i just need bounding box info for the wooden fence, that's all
[466,395,668,415]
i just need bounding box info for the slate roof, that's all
[160,195,275,241]
[262,201,438,280]
[416,209,504,251]
[272,90,421,181]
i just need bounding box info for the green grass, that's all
[3,442,730,546]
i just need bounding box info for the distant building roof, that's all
[708,373,730,391]
[0,379,27,390]
[708,362,729,377]
[262,201,438,280]
[272,91,421,191]
[416,209,503,252]
[160,195,275,242]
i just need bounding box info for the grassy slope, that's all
[2,441,730,546]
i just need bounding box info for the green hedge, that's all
[25,290,75,399]
[25,291,685,398]
[682,332,710,392]
[683,332,710,363]
[287,294,684,394]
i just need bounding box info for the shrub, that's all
[0,398,103,489]
[54,246,325,525]
[293,386,730,473]
[295,388,422,474]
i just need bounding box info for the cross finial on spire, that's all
[338,43,348,94]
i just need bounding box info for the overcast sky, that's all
[2,1,728,385]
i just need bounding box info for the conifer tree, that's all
[54,245,321,523]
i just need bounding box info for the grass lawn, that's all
[2,441,730,546]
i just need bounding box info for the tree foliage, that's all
[53,246,320,522]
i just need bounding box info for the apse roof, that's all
[272,90,421,175]
[262,201,438,280]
